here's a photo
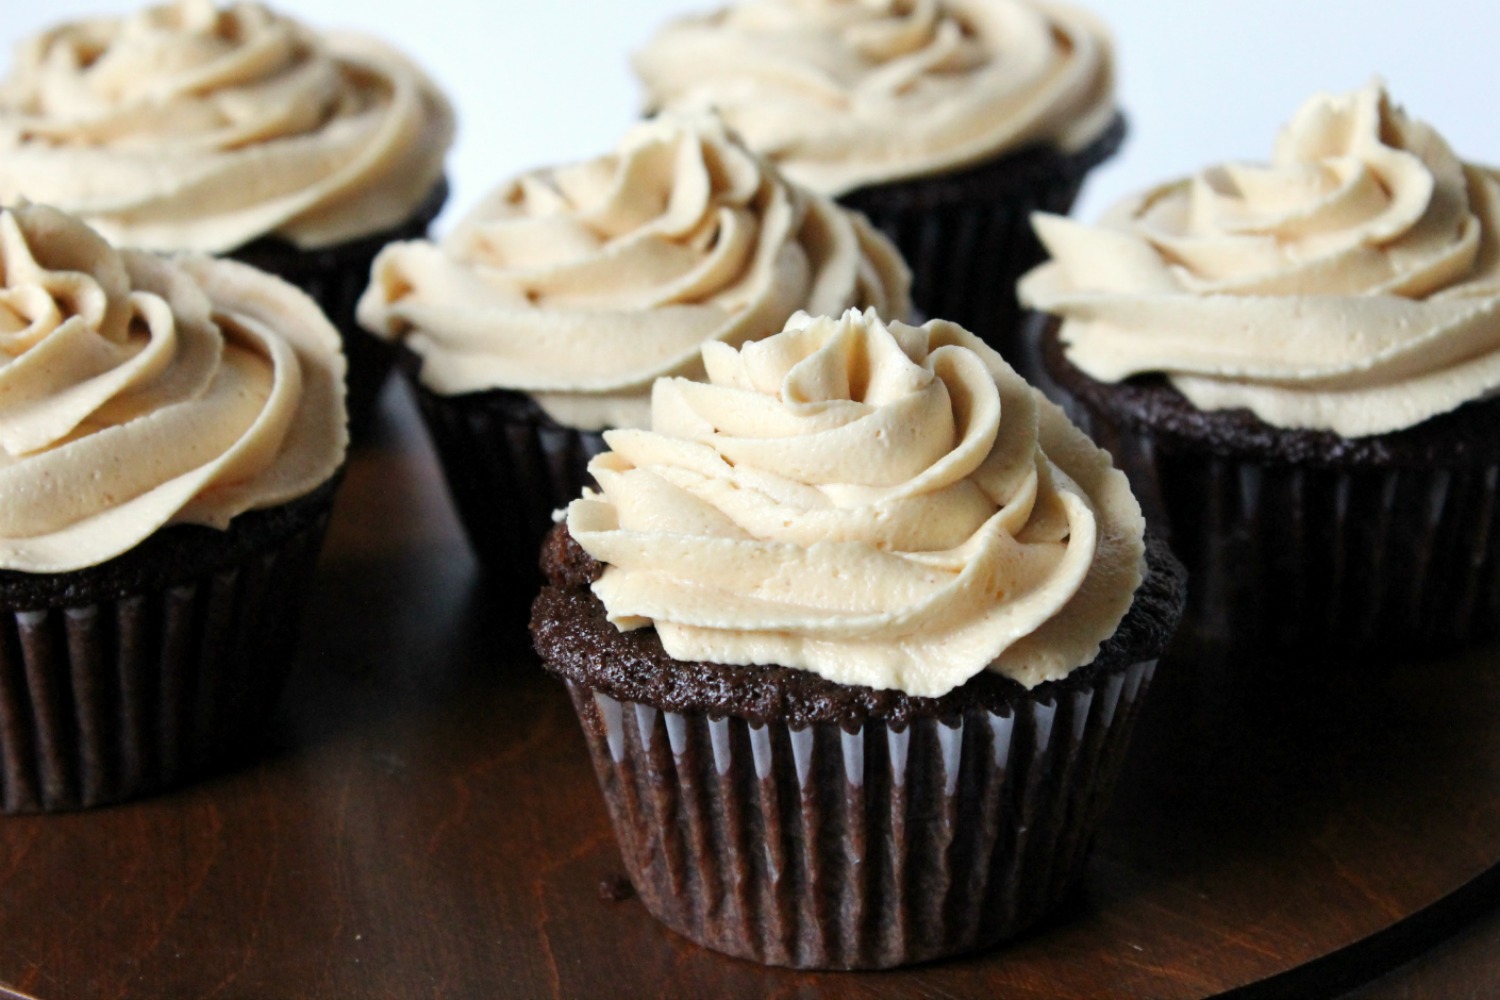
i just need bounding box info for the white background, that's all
[6,1,1500,229]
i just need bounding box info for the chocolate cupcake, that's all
[0,203,347,811]
[358,113,909,582]
[0,0,455,434]
[531,309,1183,968]
[633,0,1123,361]
[1020,81,1500,652]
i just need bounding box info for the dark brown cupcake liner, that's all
[564,657,1156,969]
[231,179,450,439]
[533,526,1185,968]
[1038,322,1500,653]
[839,114,1125,368]
[409,378,606,581]
[0,480,338,812]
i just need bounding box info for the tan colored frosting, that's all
[0,0,454,253]
[1020,81,1500,438]
[567,308,1144,696]
[358,114,911,431]
[0,203,347,573]
[633,0,1117,195]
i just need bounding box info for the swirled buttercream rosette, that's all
[1022,81,1500,438]
[0,203,345,811]
[568,308,1144,693]
[0,0,452,252]
[633,0,1124,354]
[532,309,1181,967]
[634,0,1117,193]
[357,114,909,577]
[1022,82,1500,651]
[0,0,454,433]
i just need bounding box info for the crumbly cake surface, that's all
[532,524,1184,730]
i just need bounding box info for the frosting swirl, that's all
[0,202,346,573]
[1019,82,1500,437]
[567,308,1144,695]
[358,114,910,431]
[0,0,454,252]
[633,0,1116,194]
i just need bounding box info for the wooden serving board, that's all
[1,384,1498,1000]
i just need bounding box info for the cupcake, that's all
[357,113,909,580]
[0,0,455,434]
[531,308,1184,968]
[1019,81,1500,652]
[0,202,347,812]
[633,0,1123,359]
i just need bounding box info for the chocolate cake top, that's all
[532,524,1184,730]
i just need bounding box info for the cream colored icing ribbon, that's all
[1020,81,1500,437]
[0,0,454,252]
[0,203,346,572]
[634,0,1116,194]
[568,308,1144,695]
[359,114,910,431]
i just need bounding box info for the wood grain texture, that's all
[0,382,1497,999]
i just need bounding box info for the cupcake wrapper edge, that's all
[566,656,1156,970]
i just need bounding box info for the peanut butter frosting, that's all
[632,0,1116,195]
[1020,81,1500,438]
[0,203,346,573]
[0,0,454,253]
[566,308,1144,696]
[358,114,910,431]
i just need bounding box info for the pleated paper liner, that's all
[0,479,339,813]
[533,529,1185,968]
[838,114,1125,371]
[230,179,449,440]
[1038,322,1500,653]
[566,661,1155,969]
[409,377,607,584]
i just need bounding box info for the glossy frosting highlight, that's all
[0,203,346,573]
[1020,82,1500,437]
[567,309,1144,695]
[358,115,910,431]
[634,0,1116,194]
[0,0,454,252]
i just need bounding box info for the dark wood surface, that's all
[1,383,1499,1000]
